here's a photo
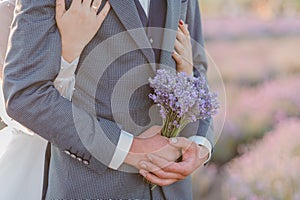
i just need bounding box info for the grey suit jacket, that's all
[3,0,213,199]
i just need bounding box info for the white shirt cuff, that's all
[188,136,212,165]
[57,56,79,78]
[53,56,79,100]
[108,130,134,170]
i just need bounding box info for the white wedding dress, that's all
[0,62,77,200]
[0,1,78,197]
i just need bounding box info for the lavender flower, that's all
[149,69,219,138]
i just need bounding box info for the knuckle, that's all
[177,57,183,64]
[182,168,191,176]
[156,171,167,178]
[73,9,85,18]
[152,167,161,173]
[177,33,183,40]
[178,46,185,52]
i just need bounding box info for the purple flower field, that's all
[192,2,300,198]
[0,1,299,199]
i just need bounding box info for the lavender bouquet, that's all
[149,69,219,138]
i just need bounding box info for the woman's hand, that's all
[172,20,193,76]
[56,0,111,63]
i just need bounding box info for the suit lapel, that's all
[160,0,181,69]
[109,0,156,70]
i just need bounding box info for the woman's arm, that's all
[54,0,110,100]
[3,0,118,174]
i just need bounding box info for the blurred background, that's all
[0,0,300,199]
[192,0,300,199]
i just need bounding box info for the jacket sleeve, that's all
[3,0,121,174]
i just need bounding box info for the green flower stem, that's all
[151,116,189,190]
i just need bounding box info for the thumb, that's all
[56,0,66,20]
[169,137,193,151]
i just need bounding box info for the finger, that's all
[146,154,185,179]
[169,137,194,152]
[71,0,82,8]
[147,154,181,168]
[179,20,190,36]
[91,0,102,13]
[140,165,185,181]
[97,1,111,20]
[176,28,185,44]
[140,170,178,187]
[140,160,161,173]
[162,161,191,176]
[144,152,195,177]
[56,0,66,20]
[82,0,93,9]
[172,51,183,65]
[174,39,184,55]
[148,154,174,169]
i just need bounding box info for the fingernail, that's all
[170,137,178,144]
[179,20,184,26]
[140,170,147,177]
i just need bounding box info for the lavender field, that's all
[0,0,299,199]
[192,1,300,199]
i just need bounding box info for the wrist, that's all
[177,64,193,76]
[124,134,168,167]
[124,137,145,167]
[61,40,84,63]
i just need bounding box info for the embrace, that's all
[0,0,214,199]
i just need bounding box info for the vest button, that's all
[149,37,154,44]
[70,154,77,159]
[64,150,71,155]
[83,160,90,165]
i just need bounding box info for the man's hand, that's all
[124,126,181,170]
[139,137,209,187]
